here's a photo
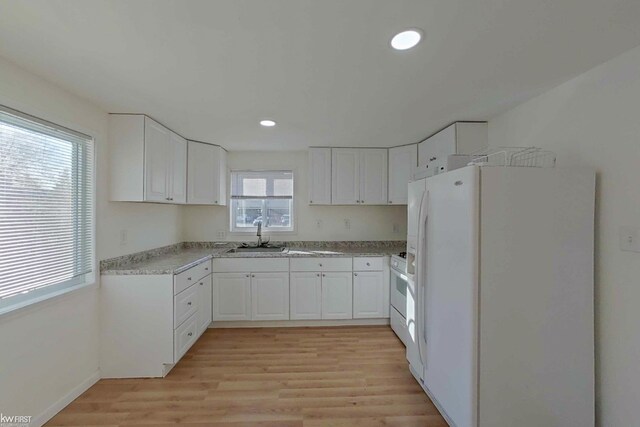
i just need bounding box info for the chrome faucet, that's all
[256,221,262,247]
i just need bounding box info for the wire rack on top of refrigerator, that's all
[467,147,556,168]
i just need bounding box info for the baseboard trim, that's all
[31,370,100,427]
[210,318,390,328]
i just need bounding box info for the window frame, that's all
[0,104,96,317]
[228,170,296,234]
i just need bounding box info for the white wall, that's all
[489,45,640,427]
[182,151,407,242]
[0,55,182,422]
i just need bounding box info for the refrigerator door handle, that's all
[416,190,429,370]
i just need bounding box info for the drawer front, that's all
[174,283,199,328]
[353,257,384,271]
[290,257,352,272]
[390,306,408,347]
[212,257,289,273]
[174,312,198,362]
[174,260,212,295]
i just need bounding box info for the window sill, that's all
[0,280,97,321]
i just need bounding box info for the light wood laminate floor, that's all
[46,326,447,426]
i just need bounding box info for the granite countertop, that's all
[101,241,406,275]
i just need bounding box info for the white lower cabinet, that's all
[290,272,322,320]
[251,272,290,320]
[174,284,199,327]
[213,273,252,320]
[211,256,390,323]
[290,270,353,320]
[213,271,290,321]
[100,255,393,378]
[197,275,213,333]
[353,271,385,318]
[100,259,212,378]
[321,272,353,319]
[174,313,198,361]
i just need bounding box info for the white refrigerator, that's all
[405,165,595,427]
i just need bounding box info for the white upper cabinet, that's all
[418,122,487,176]
[216,148,227,205]
[331,148,388,205]
[187,141,227,205]
[143,118,171,202]
[332,148,360,204]
[308,148,332,205]
[109,114,187,203]
[360,149,388,204]
[388,144,417,205]
[169,131,187,204]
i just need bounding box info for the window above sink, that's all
[230,170,294,233]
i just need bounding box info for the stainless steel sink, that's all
[226,246,288,253]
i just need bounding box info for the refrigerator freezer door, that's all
[405,179,427,381]
[407,186,430,384]
[407,179,427,251]
[423,166,479,427]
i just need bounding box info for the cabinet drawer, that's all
[174,283,199,328]
[290,257,352,272]
[212,257,289,273]
[390,307,408,347]
[353,257,384,271]
[174,260,212,294]
[174,312,198,362]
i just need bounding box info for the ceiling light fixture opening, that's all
[260,119,276,127]
[390,29,423,50]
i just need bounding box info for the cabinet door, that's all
[144,117,170,202]
[251,272,289,320]
[321,272,353,319]
[388,144,417,204]
[169,132,187,204]
[214,147,227,206]
[212,273,251,321]
[418,138,435,169]
[429,124,457,161]
[360,149,388,205]
[331,148,359,205]
[353,271,385,318]
[197,275,213,333]
[419,124,456,170]
[187,141,216,204]
[290,272,322,320]
[308,148,332,205]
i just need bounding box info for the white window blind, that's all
[0,105,94,313]
[230,171,294,232]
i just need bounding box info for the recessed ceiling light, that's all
[390,29,422,50]
[260,119,276,127]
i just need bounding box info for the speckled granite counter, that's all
[100,241,406,275]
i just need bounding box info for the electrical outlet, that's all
[119,229,128,246]
[216,230,226,240]
[344,219,351,230]
[316,219,323,229]
[392,223,401,234]
[619,226,640,252]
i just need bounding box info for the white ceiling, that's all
[1,0,640,150]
